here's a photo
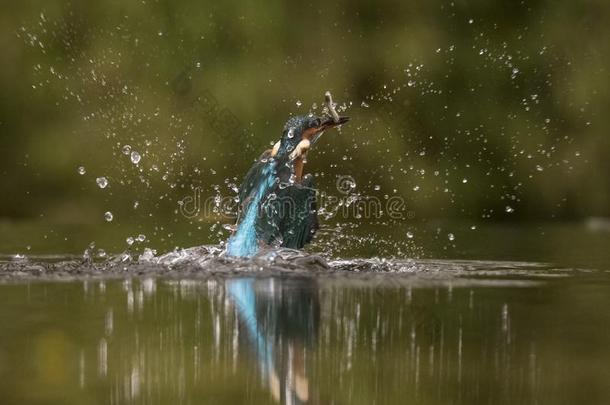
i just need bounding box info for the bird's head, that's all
[272,114,349,171]
[274,114,350,159]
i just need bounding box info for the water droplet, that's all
[296,100,302,107]
[470,225,477,230]
[468,18,474,24]
[505,206,514,213]
[130,151,141,164]
[96,177,108,189]
[536,165,544,172]
[448,233,455,241]
[77,166,86,175]
[374,185,381,191]
[126,236,134,246]
[361,101,369,108]
[137,234,146,242]
[104,211,113,222]
[406,231,414,239]
[462,178,468,183]
[122,145,131,155]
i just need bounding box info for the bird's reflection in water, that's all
[227,277,319,404]
[7,274,610,404]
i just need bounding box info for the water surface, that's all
[1,257,609,405]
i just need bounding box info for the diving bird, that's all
[226,99,349,258]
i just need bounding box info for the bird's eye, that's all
[312,118,321,128]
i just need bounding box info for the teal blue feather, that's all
[226,155,277,257]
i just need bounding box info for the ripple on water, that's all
[0,245,579,286]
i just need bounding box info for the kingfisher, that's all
[225,95,349,258]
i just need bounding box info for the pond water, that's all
[1,223,609,405]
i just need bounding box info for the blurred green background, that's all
[1,0,609,255]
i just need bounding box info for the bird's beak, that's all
[320,115,350,129]
[309,115,350,145]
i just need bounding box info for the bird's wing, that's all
[235,152,318,250]
[274,175,319,249]
[238,150,274,208]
